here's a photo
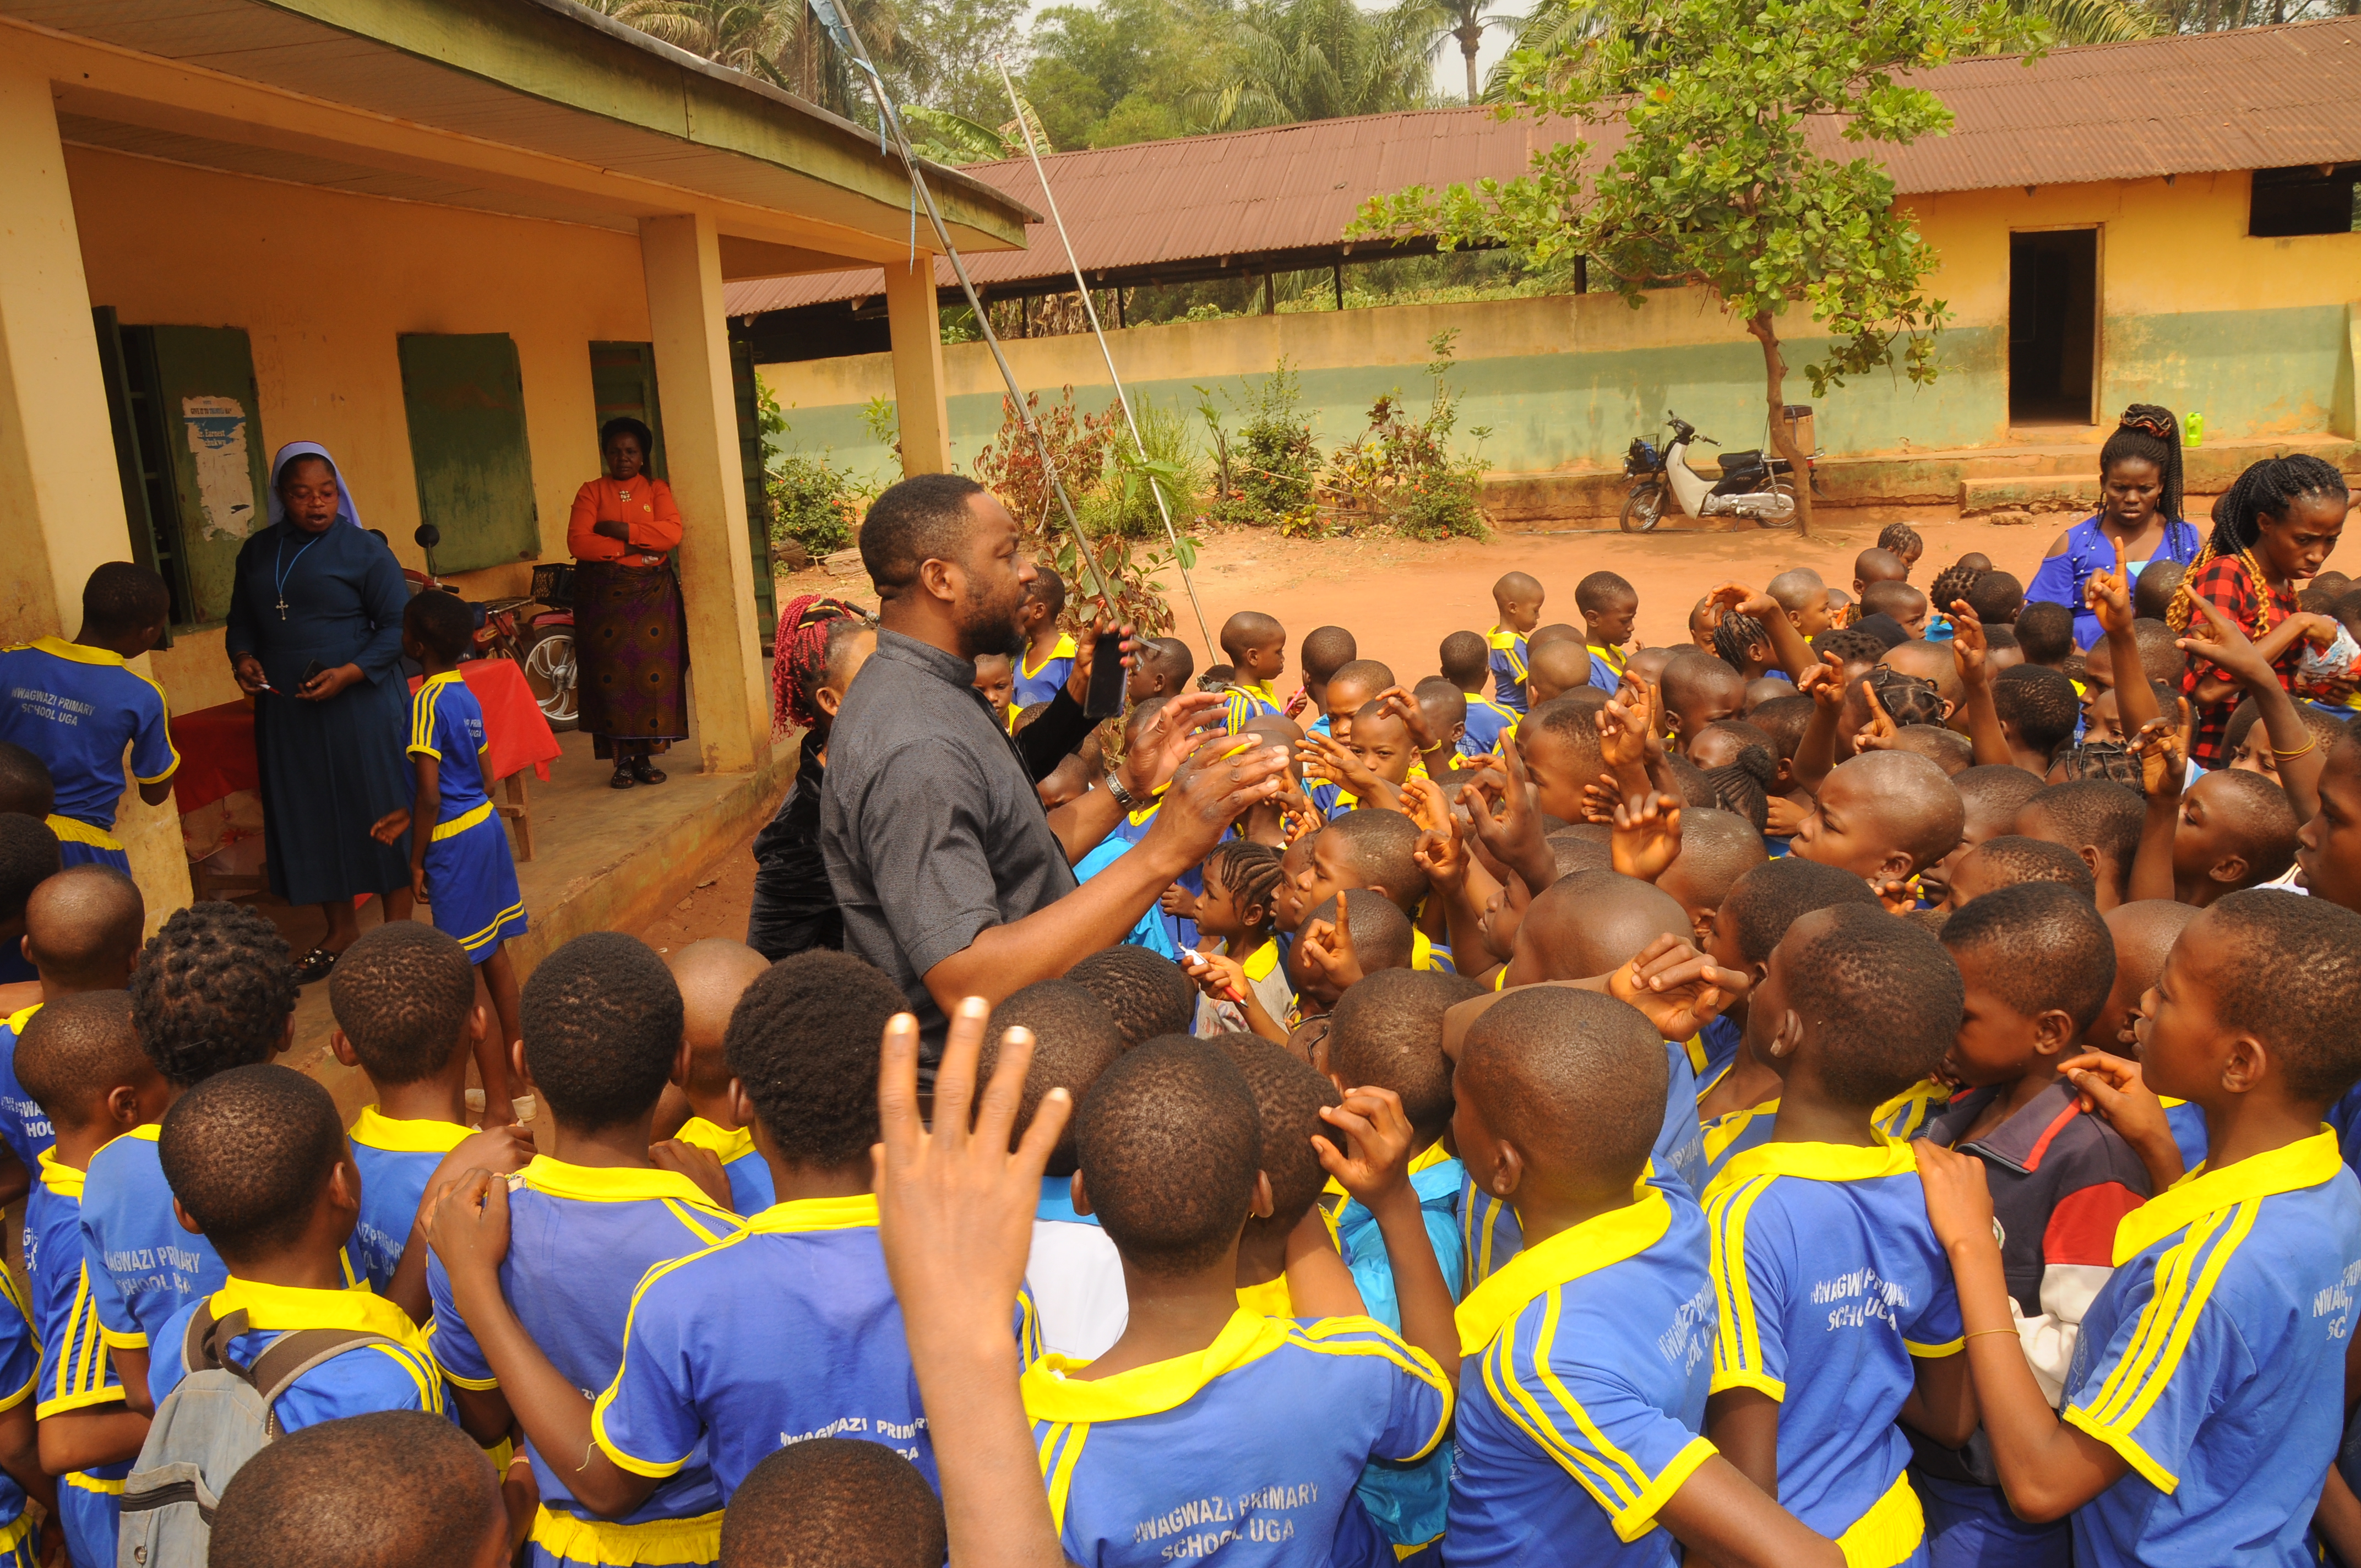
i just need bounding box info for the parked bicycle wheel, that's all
[1755,477,1799,530]
[522,627,578,731]
[1620,481,1667,533]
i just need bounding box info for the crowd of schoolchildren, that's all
[0,409,2354,1567]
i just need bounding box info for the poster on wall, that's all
[181,395,257,541]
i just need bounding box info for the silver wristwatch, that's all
[1102,772,1143,812]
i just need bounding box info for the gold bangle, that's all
[1964,1327,2019,1342]
[2274,737,2318,761]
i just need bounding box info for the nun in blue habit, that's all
[224,442,413,982]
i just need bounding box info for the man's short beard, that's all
[953,581,1025,659]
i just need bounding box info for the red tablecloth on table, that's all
[168,658,562,816]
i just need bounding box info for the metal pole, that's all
[992,56,1218,666]
[804,0,1120,606]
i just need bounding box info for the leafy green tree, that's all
[1202,0,1441,129]
[1356,0,2043,535]
[1432,0,1517,102]
[1025,0,1232,146]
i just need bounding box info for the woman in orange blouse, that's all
[567,417,688,788]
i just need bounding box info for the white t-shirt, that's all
[1026,1185,1129,1362]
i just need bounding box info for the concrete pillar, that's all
[883,257,953,475]
[639,214,767,775]
[0,58,191,929]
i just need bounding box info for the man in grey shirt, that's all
[821,473,1287,1052]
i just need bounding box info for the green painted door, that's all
[116,324,270,628]
[730,336,777,641]
[589,341,668,480]
[398,334,539,574]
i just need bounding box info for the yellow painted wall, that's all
[65,146,655,714]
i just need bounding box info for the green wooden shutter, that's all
[90,309,172,645]
[589,341,668,480]
[728,335,776,642]
[116,324,270,628]
[397,333,539,575]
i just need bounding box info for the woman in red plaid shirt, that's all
[2166,454,2351,766]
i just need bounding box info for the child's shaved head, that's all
[1575,571,1636,614]
[210,1411,505,1568]
[1513,869,1691,981]
[2092,899,2199,1050]
[1954,765,2047,843]
[1993,666,2080,760]
[1859,580,1928,629]
[160,1064,346,1263]
[1947,835,2098,908]
[1767,568,1826,611]
[669,939,771,1098]
[1797,751,1965,878]
[1216,1032,1340,1237]
[983,978,1122,1175]
[2017,780,2144,902]
[1525,639,1593,704]
[1326,659,1396,710]
[1076,1037,1260,1275]
[1327,970,1483,1136]
[23,865,143,990]
[1941,881,2115,1036]
[1492,571,1543,607]
[16,991,149,1131]
[1721,857,1881,969]
[2184,769,2300,892]
[1854,547,1907,587]
[1319,808,1428,911]
[1659,654,1745,736]
[1656,807,1769,927]
[1439,630,1489,687]
[1067,945,1194,1047]
[0,745,52,821]
[2199,890,2361,1100]
[1778,905,1962,1107]
[1302,890,1413,974]
[1220,611,1283,663]
[1461,988,1665,1182]
[1413,676,1467,741]
[329,922,476,1087]
[1300,625,1356,683]
[720,1438,946,1568]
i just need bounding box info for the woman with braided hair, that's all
[748,595,876,959]
[2026,404,2204,650]
[2168,454,2351,767]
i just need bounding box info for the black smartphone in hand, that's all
[301,659,327,689]
[1085,630,1127,719]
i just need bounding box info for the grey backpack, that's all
[116,1304,399,1567]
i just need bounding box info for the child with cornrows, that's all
[1180,838,1292,1043]
[2167,454,2350,767]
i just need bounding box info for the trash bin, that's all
[1780,404,1816,457]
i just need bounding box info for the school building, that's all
[733,18,2361,526]
[0,0,1019,974]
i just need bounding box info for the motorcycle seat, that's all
[1716,450,1762,474]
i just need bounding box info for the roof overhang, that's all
[2,0,1035,275]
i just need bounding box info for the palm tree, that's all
[1202,0,1442,130]
[1432,0,1517,102]
[603,0,787,75]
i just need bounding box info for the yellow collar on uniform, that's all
[3,1003,39,1038]
[1455,1183,1668,1355]
[26,636,127,668]
[35,1147,83,1201]
[1702,1134,1916,1204]
[1019,633,1079,680]
[1234,1275,1293,1317]
[418,669,463,694]
[743,1193,877,1234]
[347,1106,472,1155]
[673,1117,755,1164]
[1239,941,1281,982]
[1487,625,1523,647]
[1587,643,1628,672]
[209,1276,428,1352]
[1324,1138,1455,1202]
[2110,1128,2342,1266]
[519,1155,728,1211]
[1021,1308,1294,1423]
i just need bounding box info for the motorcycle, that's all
[407,524,579,731]
[1620,410,1799,532]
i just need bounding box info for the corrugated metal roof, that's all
[725,17,2361,315]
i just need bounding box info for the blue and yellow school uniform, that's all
[2061,1130,2361,1568]
[1587,643,1628,695]
[1461,1173,1524,1293]
[81,1124,225,1354]
[1446,1183,1718,1567]
[1653,1041,1706,1196]
[1874,1078,1950,1142]
[407,671,526,961]
[0,636,177,873]
[1704,1136,1964,1565]
[670,1118,776,1217]
[428,1158,742,1568]
[1696,1016,1741,1089]
[1224,680,1286,734]
[1334,1145,1466,1558]
[1014,633,1078,707]
[1022,1310,1449,1566]
[1699,1091,1779,1189]
[2159,1096,2208,1173]
[0,1270,42,1567]
[1487,627,1530,716]
[594,1193,1036,1500]
[29,1152,130,1568]
[0,1004,53,1175]
[346,1106,472,1294]
[1459,694,1519,759]
[147,1277,446,1431]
